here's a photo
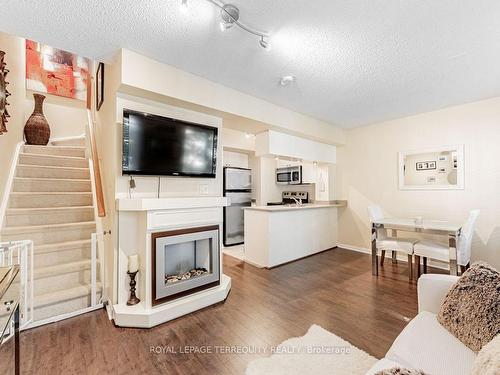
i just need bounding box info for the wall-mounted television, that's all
[122,109,218,178]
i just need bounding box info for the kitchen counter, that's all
[244,201,347,212]
[244,201,345,268]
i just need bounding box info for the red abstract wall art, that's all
[26,40,90,101]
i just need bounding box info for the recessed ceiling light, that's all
[280,75,296,87]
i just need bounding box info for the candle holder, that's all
[127,271,140,306]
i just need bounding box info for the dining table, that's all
[371,218,462,276]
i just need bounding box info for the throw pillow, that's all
[437,262,500,352]
[471,334,500,375]
[375,368,427,375]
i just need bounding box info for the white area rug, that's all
[246,324,378,375]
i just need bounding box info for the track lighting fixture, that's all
[180,0,271,50]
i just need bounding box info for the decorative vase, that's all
[24,93,50,145]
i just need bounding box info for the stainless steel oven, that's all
[276,166,302,185]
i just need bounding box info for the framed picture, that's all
[416,161,436,171]
[26,40,90,100]
[96,62,104,111]
[399,145,465,190]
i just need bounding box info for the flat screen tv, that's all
[122,109,218,177]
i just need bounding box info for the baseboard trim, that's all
[105,300,115,320]
[337,243,450,271]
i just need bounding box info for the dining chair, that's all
[367,205,418,281]
[413,210,480,276]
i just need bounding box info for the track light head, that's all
[259,37,271,51]
[219,21,234,32]
[180,0,188,13]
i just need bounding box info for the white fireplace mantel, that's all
[113,196,231,328]
[116,196,229,211]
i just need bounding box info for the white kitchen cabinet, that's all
[255,130,337,164]
[276,159,299,168]
[301,163,317,184]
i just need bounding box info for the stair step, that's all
[50,137,86,147]
[16,165,90,180]
[1,221,96,245]
[8,192,92,208]
[34,287,102,322]
[33,260,98,296]
[35,259,92,279]
[12,177,91,193]
[35,239,92,254]
[23,145,86,158]
[34,283,101,308]
[5,206,94,226]
[19,153,88,168]
[7,241,92,268]
[34,246,92,268]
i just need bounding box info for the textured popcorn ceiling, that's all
[2,0,500,128]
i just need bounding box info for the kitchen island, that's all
[243,201,346,268]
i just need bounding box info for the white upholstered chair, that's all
[414,209,480,276]
[368,206,418,281]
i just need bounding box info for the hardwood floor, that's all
[1,248,441,374]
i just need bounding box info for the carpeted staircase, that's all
[1,143,101,322]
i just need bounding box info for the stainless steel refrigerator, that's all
[223,167,252,247]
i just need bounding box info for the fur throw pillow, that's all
[375,368,427,375]
[437,262,500,352]
[472,334,500,375]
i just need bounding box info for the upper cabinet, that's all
[301,163,317,184]
[255,130,337,164]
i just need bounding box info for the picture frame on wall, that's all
[26,40,90,101]
[416,161,436,171]
[96,62,104,111]
[399,145,465,190]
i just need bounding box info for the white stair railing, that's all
[91,233,98,306]
[0,240,34,330]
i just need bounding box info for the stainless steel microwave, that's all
[276,166,302,185]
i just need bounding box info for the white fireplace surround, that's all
[113,197,231,328]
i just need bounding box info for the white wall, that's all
[336,96,500,269]
[24,91,86,139]
[120,49,345,145]
[0,32,87,213]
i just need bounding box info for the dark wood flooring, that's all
[0,248,441,374]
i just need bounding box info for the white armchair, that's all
[366,273,476,375]
[417,273,460,314]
